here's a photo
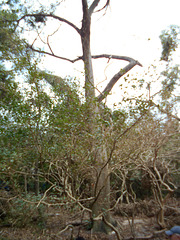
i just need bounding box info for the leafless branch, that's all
[36,184,55,207]
[102,215,122,240]
[28,44,144,70]
[57,224,73,235]
[97,60,142,102]
[28,45,80,63]
[17,13,81,34]
[65,189,92,213]
[28,39,143,103]
[95,0,110,13]
[47,25,61,55]
[91,54,142,65]
[47,36,54,55]
[31,28,45,47]
[89,0,101,15]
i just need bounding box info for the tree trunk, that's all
[91,145,113,233]
[81,1,110,232]
[80,1,113,233]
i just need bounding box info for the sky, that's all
[32,0,180,108]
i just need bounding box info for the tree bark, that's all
[80,0,113,233]
[81,0,95,102]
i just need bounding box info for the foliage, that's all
[0,1,179,232]
[0,192,47,228]
[160,25,180,61]
[160,64,180,103]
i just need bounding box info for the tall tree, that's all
[4,0,142,233]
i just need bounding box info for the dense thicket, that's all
[0,0,179,233]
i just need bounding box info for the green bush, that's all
[0,193,47,228]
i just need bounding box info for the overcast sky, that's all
[35,0,180,107]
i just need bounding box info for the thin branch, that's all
[31,28,45,47]
[47,25,61,55]
[65,189,92,213]
[37,32,47,45]
[102,215,122,240]
[57,224,73,235]
[17,13,81,34]
[36,184,55,208]
[96,60,113,87]
[94,0,110,13]
[47,37,54,55]
[74,54,142,63]
[116,111,146,141]
[28,45,80,63]
[152,101,180,121]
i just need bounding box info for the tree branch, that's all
[91,54,142,65]
[27,46,142,68]
[27,45,143,103]
[94,0,110,13]
[89,0,101,15]
[97,59,142,102]
[28,45,81,63]
[17,14,81,34]
[102,215,122,240]
[152,101,180,121]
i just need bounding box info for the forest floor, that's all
[0,198,179,240]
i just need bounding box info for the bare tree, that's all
[16,0,142,233]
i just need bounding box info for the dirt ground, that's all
[0,198,179,240]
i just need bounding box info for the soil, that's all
[0,198,179,240]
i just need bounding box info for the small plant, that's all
[1,193,47,228]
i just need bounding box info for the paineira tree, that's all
[15,0,142,233]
